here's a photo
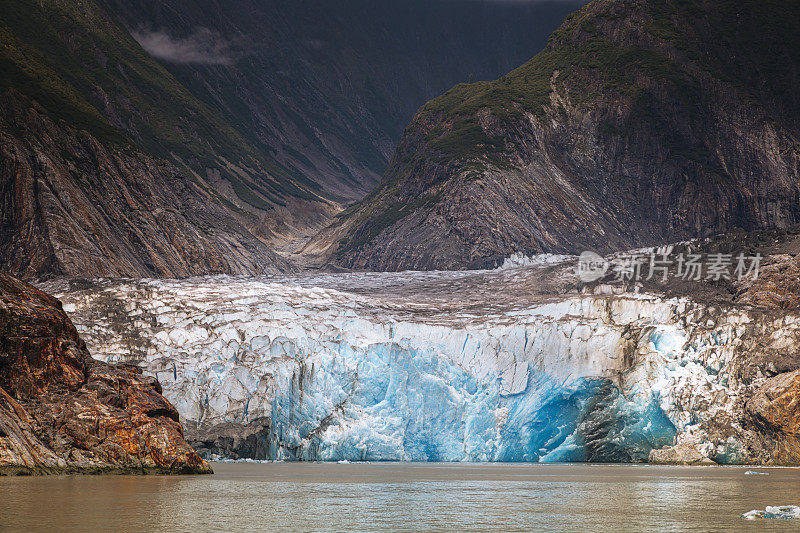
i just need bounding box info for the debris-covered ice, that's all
[742,506,800,519]
[498,252,574,270]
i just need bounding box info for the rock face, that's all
[0,272,211,474]
[184,418,272,461]
[0,91,292,280]
[745,370,800,464]
[0,0,306,280]
[105,0,581,203]
[327,0,800,271]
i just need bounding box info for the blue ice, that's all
[260,341,676,462]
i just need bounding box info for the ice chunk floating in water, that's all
[742,506,800,519]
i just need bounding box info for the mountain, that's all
[325,0,800,271]
[0,0,580,280]
[0,272,211,474]
[0,0,305,279]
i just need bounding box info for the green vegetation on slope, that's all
[422,42,691,160]
[0,25,123,144]
[418,0,800,162]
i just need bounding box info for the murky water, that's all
[2,463,799,532]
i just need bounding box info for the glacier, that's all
[44,262,800,463]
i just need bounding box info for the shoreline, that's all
[0,464,214,477]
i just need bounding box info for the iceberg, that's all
[742,506,800,519]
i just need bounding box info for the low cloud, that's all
[132,27,234,65]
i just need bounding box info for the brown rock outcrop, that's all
[0,272,211,474]
[745,370,800,465]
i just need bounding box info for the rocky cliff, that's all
[0,272,211,474]
[0,0,310,280]
[0,90,293,279]
[326,0,800,271]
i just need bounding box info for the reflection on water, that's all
[2,463,800,532]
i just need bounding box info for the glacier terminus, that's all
[44,257,800,464]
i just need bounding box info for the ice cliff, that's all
[44,262,800,463]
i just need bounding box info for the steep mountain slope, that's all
[326,0,800,271]
[0,0,309,279]
[103,0,582,204]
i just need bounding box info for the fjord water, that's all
[2,464,799,532]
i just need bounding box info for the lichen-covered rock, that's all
[0,387,63,470]
[0,272,211,475]
[747,370,800,434]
